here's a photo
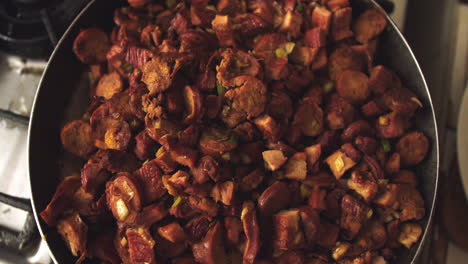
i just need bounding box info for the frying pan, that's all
[27,0,439,263]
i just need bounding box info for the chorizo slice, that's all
[192,222,228,264]
[105,172,142,223]
[224,76,267,119]
[126,227,156,264]
[328,46,366,81]
[241,201,260,264]
[90,104,131,150]
[40,176,81,226]
[198,126,238,157]
[103,120,132,150]
[141,55,177,94]
[57,212,88,258]
[258,181,291,216]
[60,120,95,157]
[336,70,370,105]
[73,28,110,64]
[353,9,388,44]
[217,49,261,87]
[396,131,429,167]
[293,102,324,137]
[95,72,123,99]
[183,85,204,124]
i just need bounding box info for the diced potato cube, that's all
[325,150,356,179]
[284,152,307,180]
[398,223,422,249]
[263,150,288,171]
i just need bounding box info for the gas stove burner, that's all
[0,0,90,59]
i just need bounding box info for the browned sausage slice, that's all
[73,28,110,64]
[353,9,388,44]
[336,70,370,105]
[192,222,228,264]
[241,201,260,264]
[95,72,123,99]
[293,102,324,137]
[395,131,429,167]
[60,120,95,157]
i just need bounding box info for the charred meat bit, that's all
[57,212,88,257]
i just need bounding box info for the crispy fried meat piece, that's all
[192,222,228,264]
[40,176,81,226]
[57,212,88,257]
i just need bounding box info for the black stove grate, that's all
[0,0,90,59]
[0,110,37,254]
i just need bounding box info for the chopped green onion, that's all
[300,184,312,199]
[381,139,391,152]
[123,63,133,73]
[216,81,226,96]
[166,0,177,9]
[172,196,182,207]
[296,4,304,12]
[322,81,334,94]
[228,134,238,144]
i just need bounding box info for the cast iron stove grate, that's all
[0,0,90,59]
